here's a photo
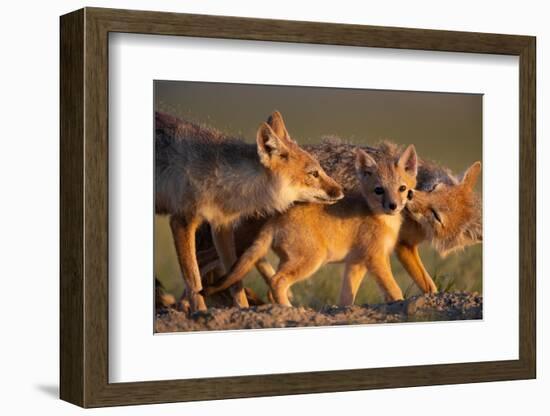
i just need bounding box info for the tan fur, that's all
[403,161,482,256]
[203,146,418,306]
[200,144,482,302]
[307,139,481,295]
[155,278,176,310]
[306,138,481,254]
[156,111,343,311]
[379,161,482,294]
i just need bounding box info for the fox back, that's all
[155,111,262,218]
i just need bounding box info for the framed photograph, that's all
[60,7,536,408]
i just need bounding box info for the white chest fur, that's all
[378,214,403,254]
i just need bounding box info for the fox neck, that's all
[243,170,297,215]
[211,165,296,225]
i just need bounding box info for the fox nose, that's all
[328,186,344,200]
[388,202,397,211]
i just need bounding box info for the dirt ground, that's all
[155,292,482,333]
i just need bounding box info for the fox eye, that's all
[374,187,384,195]
[309,170,319,178]
[430,183,443,192]
[399,185,407,192]
[431,208,443,225]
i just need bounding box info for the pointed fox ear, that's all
[256,122,289,167]
[397,145,418,177]
[355,148,377,176]
[461,161,482,189]
[267,111,294,144]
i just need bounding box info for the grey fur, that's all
[305,137,482,254]
[156,112,292,225]
[304,137,459,193]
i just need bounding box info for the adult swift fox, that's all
[203,145,418,305]
[155,111,343,311]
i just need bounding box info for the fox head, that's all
[354,145,418,215]
[405,161,482,255]
[256,111,344,205]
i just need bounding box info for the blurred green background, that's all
[154,81,482,308]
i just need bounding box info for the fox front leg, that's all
[170,215,207,312]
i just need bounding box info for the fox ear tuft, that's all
[398,145,418,177]
[267,111,294,144]
[355,148,377,175]
[256,122,288,166]
[461,161,482,189]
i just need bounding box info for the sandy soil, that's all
[155,292,482,333]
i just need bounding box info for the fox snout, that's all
[326,182,344,200]
[383,202,401,215]
[319,177,344,203]
[384,198,400,214]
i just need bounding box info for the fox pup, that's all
[203,145,418,306]
[155,111,343,311]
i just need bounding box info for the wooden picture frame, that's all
[60,7,536,408]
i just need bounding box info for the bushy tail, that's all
[201,226,274,296]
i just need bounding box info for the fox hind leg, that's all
[256,257,275,283]
[395,243,438,294]
[255,257,278,303]
[211,225,249,308]
[339,263,367,306]
[271,257,322,307]
[368,255,404,302]
[170,215,207,312]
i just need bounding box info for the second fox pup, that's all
[203,145,418,306]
